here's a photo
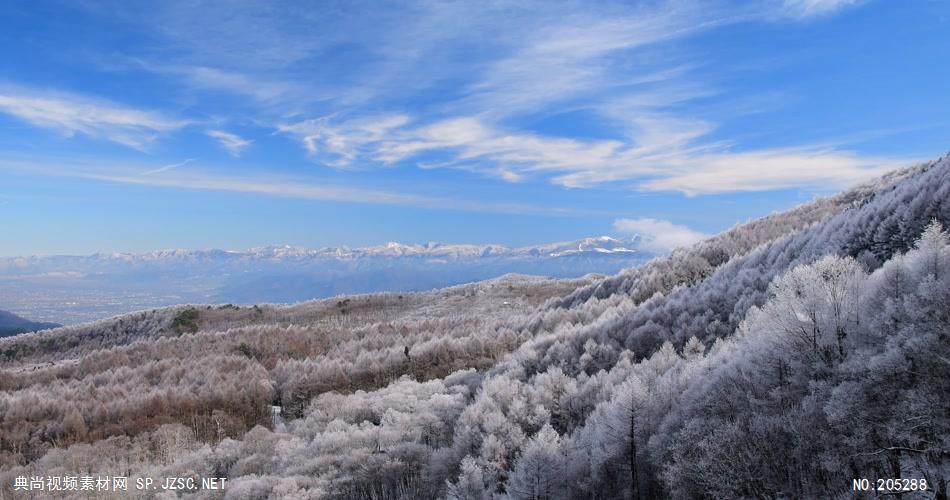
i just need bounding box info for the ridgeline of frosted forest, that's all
[1,154,949,499]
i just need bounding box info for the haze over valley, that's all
[0,237,651,324]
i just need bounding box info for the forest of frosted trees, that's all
[1,154,949,499]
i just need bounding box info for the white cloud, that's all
[206,130,252,157]
[103,3,331,71]
[2,156,571,216]
[283,113,908,194]
[614,218,708,253]
[83,1,886,195]
[142,158,194,176]
[781,0,865,18]
[278,115,411,167]
[457,6,716,117]
[268,1,899,195]
[142,62,303,103]
[640,148,907,195]
[0,87,185,148]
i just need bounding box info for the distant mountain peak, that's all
[5,236,647,263]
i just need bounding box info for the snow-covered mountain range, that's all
[1,236,640,267]
[0,236,650,324]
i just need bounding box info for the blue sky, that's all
[0,0,948,256]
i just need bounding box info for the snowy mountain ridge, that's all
[0,235,650,324]
[1,235,643,265]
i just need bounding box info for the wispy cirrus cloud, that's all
[1,156,576,216]
[279,112,909,195]
[781,0,865,18]
[639,148,909,195]
[455,6,722,117]
[125,59,306,104]
[73,0,889,196]
[277,115,411,167]
[0,86,186,148]
[269,1,896,195]
[142,158,194,176]
[206,130,252,157]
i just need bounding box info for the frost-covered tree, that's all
[506,425,564,500]
[3,154,950,499]
[446,457,492,500]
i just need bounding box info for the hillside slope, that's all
[1,155,949,499]
[0,310,59,338]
